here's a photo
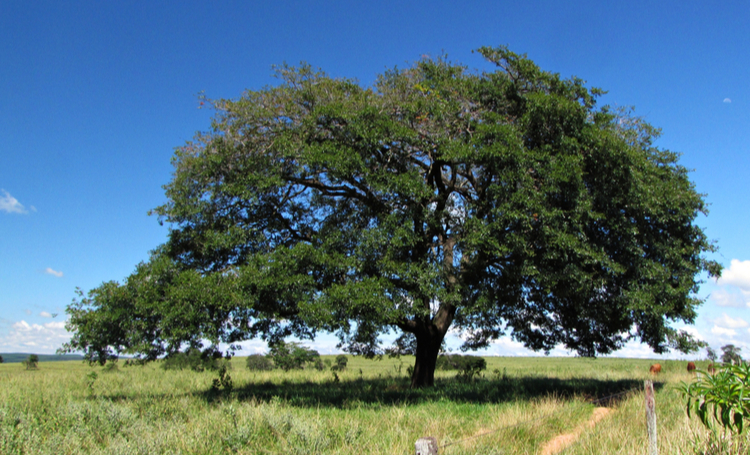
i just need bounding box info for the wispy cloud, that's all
[40,311,53,318]
[712,325,737,337]
[724,98,732,103]
[709,288,748,308]
[0,189,27,214]
[715,313,749,329]
[44,268,64,278]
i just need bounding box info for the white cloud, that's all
[724,98,732,103]
[711,325,737,337]
[718,260,750,290]
[44,268,63,278]
[710,288,748,308]
[0,189,27,214]
[40,311,53,318]
[0,320,71,353]
[715,313,749,329]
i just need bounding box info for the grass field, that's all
[0,355,733,454]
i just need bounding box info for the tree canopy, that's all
[62,47,720,387]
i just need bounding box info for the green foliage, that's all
[161,348,228,372]
[436,354,487,381]
[268,341,320,371]
[706,347,718,362]
[334,355,348,371]
[22,354,39,370]
[245,354,274,371]
[386,333,418,358]
[0,355,3,363]
[86,371,98,392]
[680,362,750,436]
[211,364,233,394]
[62,46,721,388]
[721,345,743,365]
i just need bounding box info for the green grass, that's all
[0,356,724,454]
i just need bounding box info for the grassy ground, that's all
[0,356,726,454]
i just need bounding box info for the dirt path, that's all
[539,407,612,455]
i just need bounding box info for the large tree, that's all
[62,47,720,387]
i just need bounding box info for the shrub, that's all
[23,354,39,370]
[334,355,348,371]
[162,348,228,372]
[268,341,320,371]
[436,354,484,371]
[313,358,327,371]
[245,354,274,371]
[0,355,4,363]
[211,364,233,393]
[436,354,486,381]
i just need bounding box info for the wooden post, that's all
[415,436,438,455]
[644,380,658,455]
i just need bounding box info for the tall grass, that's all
[0,356,717,454]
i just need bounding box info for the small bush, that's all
[436,354,486,382]
[334,355,348,371]
[211,364,233,393]
[436,354,485,371]
[23,354,39,370]
[246,354,274,371]
[162,348,228,372]
[268,341,320,371]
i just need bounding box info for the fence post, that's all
[415,436,438,455]
[644,380,658,455]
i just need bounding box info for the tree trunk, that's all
[410,331,443,388]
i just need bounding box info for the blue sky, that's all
[2,1,749,359]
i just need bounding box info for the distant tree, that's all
[268,341,320,371]
[334,354,348,371]
[62,46,721,388]
[313,357,328,371]
[245,354,274,371]
[0,355,4,364]
[705,346,717,362]
[721,344,743,364]
[23,354,39,370]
